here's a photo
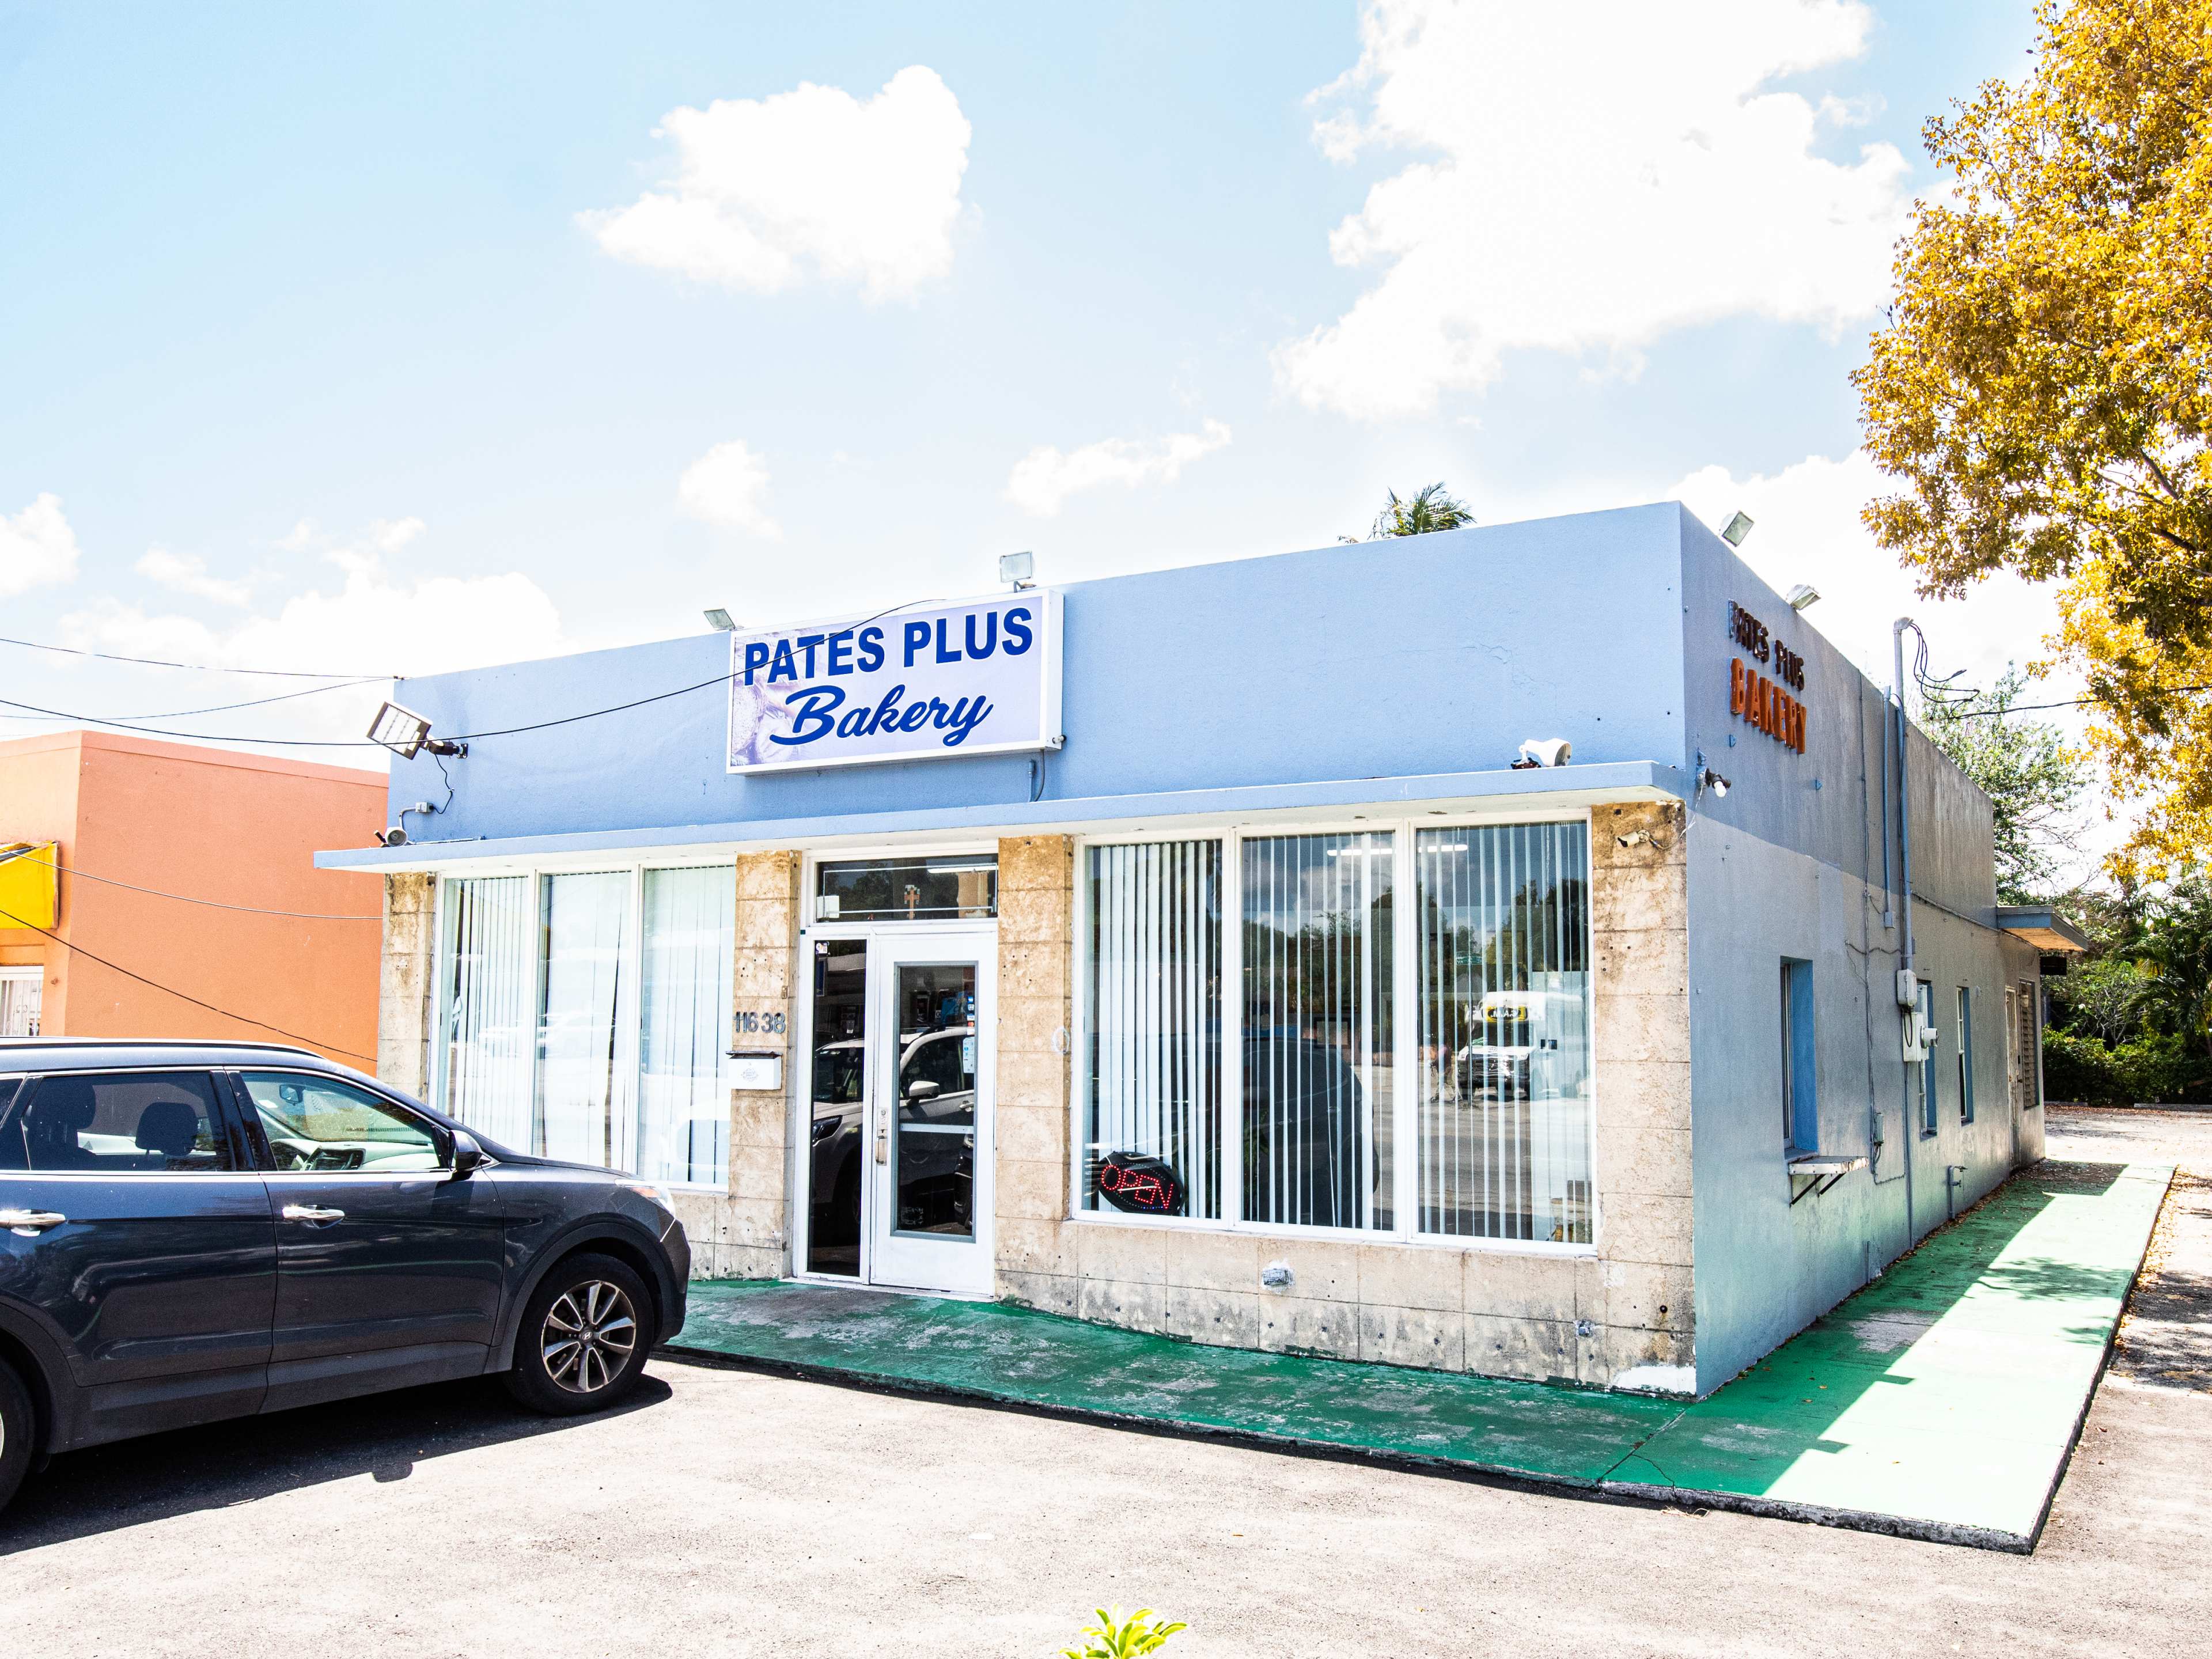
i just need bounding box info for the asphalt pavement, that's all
[1,1105,2205,1658]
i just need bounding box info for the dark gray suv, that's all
[0,1039,690,1516]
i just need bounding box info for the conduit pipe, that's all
[1893,618,1919,1251]
[1892,618,1917,975]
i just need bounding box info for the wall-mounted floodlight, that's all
[1721,510,1754,547]
[1510,737,1571,770]
[703,608,737,631]
[1786,584,1820,611]
[1697,766,1732,800]
[368,700,467,760]
[999,551,1035,589]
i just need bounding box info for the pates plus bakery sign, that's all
[725,593,1063,772]
[331,502,2071,1402]
[1728,600,1809,753]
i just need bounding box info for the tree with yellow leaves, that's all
[1854,0,2212,874]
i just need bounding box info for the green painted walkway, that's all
[1618,1158,2172,1547]
[667,1158,2171,1550]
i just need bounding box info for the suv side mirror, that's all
[904,1079,941,1101]
[449,1128,485,1180]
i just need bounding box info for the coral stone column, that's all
[722,850,798,1279]
[378,872,435,1094]
[994,835,1075,1299]
[1588,800,1695,1389]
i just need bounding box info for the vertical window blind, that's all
[1084,841,1221,1218]
[440,875,534,1152]
[1414,823,1592,1242]
[638,866,735,1187]
[536,872,631,1168]
[1241,832,1393,1230]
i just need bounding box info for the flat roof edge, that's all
[315,760,1687,872]
[1995,905,2093,954]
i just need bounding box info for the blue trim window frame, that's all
[1918,978,1938,1135]
[1956,986,1975,1125]
[1781,957,1816,1153]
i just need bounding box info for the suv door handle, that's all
[0,1209,66,1235]
[281,1203,346,1224]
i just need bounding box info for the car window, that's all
[0,1071,234,1173]
[813,1045,864,1106]
[241,1071,446,1174]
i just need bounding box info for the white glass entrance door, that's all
[867,935,995,1296]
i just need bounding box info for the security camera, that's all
[1514,738,1571,769]
[378,825,409,848]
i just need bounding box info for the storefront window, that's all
[440,875,533,1151]
[817,854,995,922]
[1081,819,1593,1246]
[1413,823,1591,1243]
[1082,840,1221,1219]
[637,866,735,1186]
[536,872,630,1166]
[1242,831,1393,1230]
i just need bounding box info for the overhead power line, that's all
[1943,682,2212,719]
[0,592,956,750]
[0,676,388,723]
[0,694,385,746]
[0,847,382,921]
[0,903,376,1063]
[0,633,392,680]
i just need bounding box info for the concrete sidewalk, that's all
[668,1157,2171,1551]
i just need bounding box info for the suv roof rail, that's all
[0,1037,319,1055]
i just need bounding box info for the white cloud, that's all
[135,546,253,605]
[677,439,782,539]
[1005,419,1233,517]
[581,66,971,304]
[63,521,568,742]
[1664,450,2074,705]
[1,493,81,597]
[1277,1,1912,419]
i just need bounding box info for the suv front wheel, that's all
[505,1253,653,1415]
[0,1359,34,1515]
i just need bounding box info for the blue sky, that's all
[0,1,2056,763]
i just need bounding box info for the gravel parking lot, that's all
[3,1107,2205,1659]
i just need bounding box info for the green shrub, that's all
[2043,1028,2212,1105]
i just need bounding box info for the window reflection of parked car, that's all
[1454,990,1584,1101]
[810,1026,979,1242]
[893,1027,974,1233]
[809,1040,865,1246]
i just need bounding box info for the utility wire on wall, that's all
[0,904,377,1063]
[0,847,382,921]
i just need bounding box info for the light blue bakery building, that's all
[323,504,2068,1396]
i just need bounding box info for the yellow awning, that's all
[0,842,58,930]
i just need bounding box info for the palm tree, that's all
[1370,482,1476,538]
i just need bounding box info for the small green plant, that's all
[1059,1605,1188,1658]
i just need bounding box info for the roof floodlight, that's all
[1721,511,1755,547]
[1786,584,1820,611]
[703,608,737,631]
[999,551,1035,589]
[367,700,465,760]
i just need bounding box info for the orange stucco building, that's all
[0,730,387,1071]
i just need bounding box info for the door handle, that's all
[0,1209,66,1236]
[281,1203,346,1224]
